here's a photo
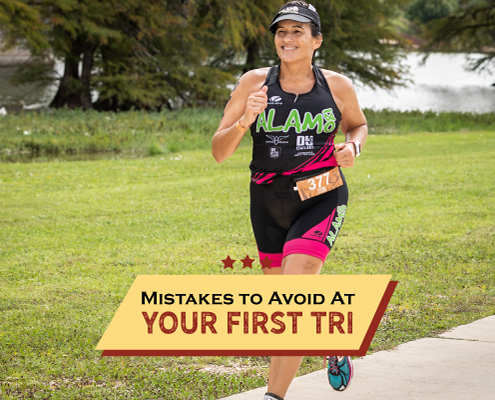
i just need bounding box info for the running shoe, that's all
[326,356,354,391]
[263,393,283,400]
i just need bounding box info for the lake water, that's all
[0,52,494,113]
[355,53,495,113]
[0,65,58,111]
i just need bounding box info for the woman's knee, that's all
[281,254,323,275]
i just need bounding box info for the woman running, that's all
[212,2,367,399]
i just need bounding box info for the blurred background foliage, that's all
[0,0,493,111]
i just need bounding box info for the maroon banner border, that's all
[101,281,398,357]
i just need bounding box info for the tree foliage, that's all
[0,0,47,50]
[425,0,495,73]
[407,0,458,25]
[1,0,410,110]
[191,0,281,74]
[312,0,408,89]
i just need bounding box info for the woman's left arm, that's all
[327,73,368,168]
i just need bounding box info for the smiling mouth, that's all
[282,46,297,50]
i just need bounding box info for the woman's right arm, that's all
[212,70,268,163]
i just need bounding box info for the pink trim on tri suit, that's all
[301,211,335,242]
[282,136,338,175]
[251,137,338,184]
[252,172,276,184]
[258,251,284,268]
[283,210,336,262]
[258,209,337,267]
[283,239,330,263]
[258,240,330,268]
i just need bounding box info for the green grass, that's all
[1,108,494,161]
[0,108,226,162]
[365,109,495,134]
[0,130,494,399]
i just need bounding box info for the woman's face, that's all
[274,19,321,64]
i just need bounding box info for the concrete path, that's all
[219,315,495,400]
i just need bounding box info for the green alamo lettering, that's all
[323,108,336,132]
[302,112,324,133]
[284,109,302,132]
[257,108,337,134]
[327,205,347,246]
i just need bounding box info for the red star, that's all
[260,256,273,269]
[222,255,235,269]
[241,255,255,269]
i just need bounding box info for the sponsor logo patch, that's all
[295,151,315,157]
[309,230,324,238]
[266,135,289,145]
[269,147,281,159]
[296,135,314,150]
[280,6,299,14]
[268,96,283,105]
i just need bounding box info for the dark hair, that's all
[279,1,321,37]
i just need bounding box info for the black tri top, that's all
[250,65,342,184]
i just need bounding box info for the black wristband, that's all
[263,392,284,400]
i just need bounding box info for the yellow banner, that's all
[97,275,396,356]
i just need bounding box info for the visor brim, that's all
[269,14,314,33]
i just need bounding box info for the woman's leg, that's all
[266,356,304,399]
[264,254,323,399]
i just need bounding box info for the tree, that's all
[0,0,47,51]
[191,0,281,74]
[90,0,233,110]
[199,0,410,89]
[424,0,495,73]
[2,0,411,110]
[312,0,409,89]
[407,0,458,25]
[3,0,234,110]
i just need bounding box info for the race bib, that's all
[296,168,343,201]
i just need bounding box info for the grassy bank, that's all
[0,109,224,162]
[0,108,494,161]
[0,130,494,399]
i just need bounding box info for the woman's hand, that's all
[241,86,268,127]
[333,142,355,168]
[212,69,268,163]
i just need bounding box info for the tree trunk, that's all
[79,45,95,110]
[50,50,81,108]
[243,38,260,74]
[50,38,95,110]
